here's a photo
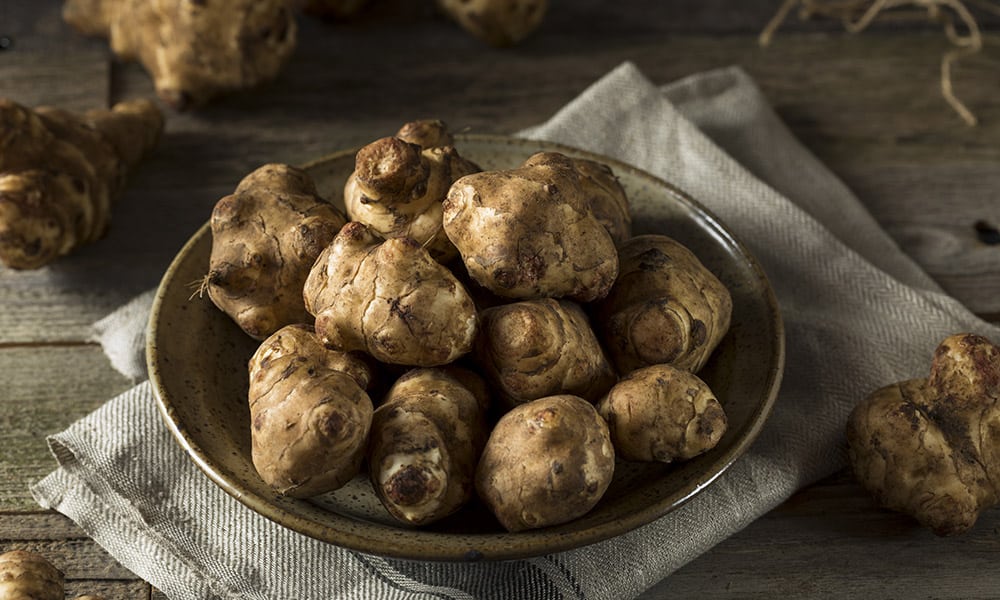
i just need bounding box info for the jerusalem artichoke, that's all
[847,333,1000,535]
[63,0,297,109]
[303,221,478,366]
[597,364,727,463]
[0,97,163,269]
[475,394,615,532]
[594,234,732,375]
[474,298,616,408]
[344,122,479,262]
[442,151,619,302]
[207,163,346,341]
[248,324,375,497]
[0,550,64,600]
[369,367,490,525]
[436,0,547,47]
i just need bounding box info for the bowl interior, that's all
[147,135,784,561]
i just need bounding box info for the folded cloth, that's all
[32,62,1000,600]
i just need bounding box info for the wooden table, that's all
[3,1,1000,598]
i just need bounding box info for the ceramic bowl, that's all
[147,135,784,561]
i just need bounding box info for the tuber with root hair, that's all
[436,0,548,47]
[206,163,346,341]
[0,97,163,269]
[847,333,1000,535]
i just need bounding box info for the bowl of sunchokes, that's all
[147,124,785,561]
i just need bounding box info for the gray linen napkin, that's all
[32,62,1000,600]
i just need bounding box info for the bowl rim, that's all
[147,134,785,561]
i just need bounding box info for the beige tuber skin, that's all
[443,151,619,302]
[475,394,615,532]
[847,333,1000,536]
[248,324,375,497]
[594,234,732,375]
[597,364,727,463]
[0,98,163,269]
[207,163,346,341]
[304,221,478,366]
[523,152,631,246]
[63,0,297,110]
[475,298,616,408]
[436,0,548,47]
[369,367,490,526]
[0,550,64,600]
[344,121,480,262]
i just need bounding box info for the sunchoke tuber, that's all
[474,298,616,408]
[597,364,727,463]
[0,550,64,600]
[248,324,374,497]
[437,0,547,47]
[594,234,732,375]
[303,221,478,366]
[344,121,479,262]
[442,151,619,302]
[369,367,490,525]
[63,0,297,110]
[847,333,1000,535]
[0,97,162,269]
[207,163,346,341]
[475,394,615,532]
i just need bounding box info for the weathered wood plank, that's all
[0,511,93,540]
[641,477,1000,599]
[0,345,133,510]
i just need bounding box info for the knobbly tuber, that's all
[0,550,64,600]
[0,97,163,269]
[369,367,490,525]
[847,333,1000,535]
[475,298,616,408]
[436,0,548,47]
[303,221,478,366]
[522,152,631,246]
[442,151,619,302]
[344,122,480,262]
[475,394,615,532]
[207,163,346,341]
[248,324,374,497]
[63,0,297,110]
[594,234,732,375]
[598,364,727,463]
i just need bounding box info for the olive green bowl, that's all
[147,135,784,562]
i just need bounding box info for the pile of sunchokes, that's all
[0,97,163,269]
[205,120,734,531]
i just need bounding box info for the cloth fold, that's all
[32,62,1000,600]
